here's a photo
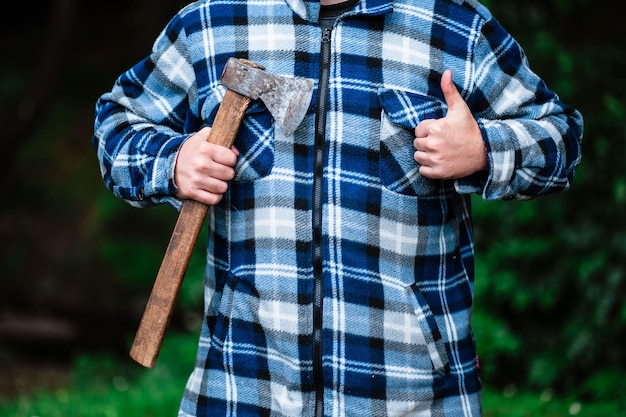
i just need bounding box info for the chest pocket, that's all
[201,88,275,182]
[378,88,447,196]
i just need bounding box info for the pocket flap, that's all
[378,89,446,127]
[377,89,446,196]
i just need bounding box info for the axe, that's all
[129,58,314,368]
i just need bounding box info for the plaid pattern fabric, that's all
[92,0,583,416]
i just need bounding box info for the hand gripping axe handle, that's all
[129,58,314,368]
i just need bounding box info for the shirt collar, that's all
[286,0,393,22]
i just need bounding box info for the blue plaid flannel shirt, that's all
[93,0,583,416]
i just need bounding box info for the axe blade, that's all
[220,58,314,136]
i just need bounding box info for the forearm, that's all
[477,106,583,200]
[457,16,584,200]
[92,17,197,209]
[93,97,187,208]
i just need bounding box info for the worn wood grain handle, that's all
[129,89,253,368]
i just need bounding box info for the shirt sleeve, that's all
[455,13,584,201]
[92,13,197,209]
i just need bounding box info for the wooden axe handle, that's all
[129,88,253,368]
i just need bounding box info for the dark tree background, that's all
[1,0,624,402]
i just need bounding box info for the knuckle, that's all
[213,180,229,194]
[207,194,223,205]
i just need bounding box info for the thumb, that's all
[197,126,212,140]
[440,70,464,112]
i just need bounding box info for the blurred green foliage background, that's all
[1,0,625,414]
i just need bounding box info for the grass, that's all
[0,333,197,417]
[1,332,622,416]
[481,386,622,416]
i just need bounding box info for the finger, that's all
[415,119,437,138]
[205,142,239,167]
[193,190,225,206]
[413,136,428,153]
[414,148,428,166]
[201,176,229,195]
[197,126,212,139]
[440,70,464,112]
[413,137,433,165]
[186,144,236,184]
[415,123,427,139]
[187,178,230,206]
[418,163,438,179]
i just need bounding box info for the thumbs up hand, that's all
[413,70,488,179]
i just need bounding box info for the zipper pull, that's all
[321,27,332,43]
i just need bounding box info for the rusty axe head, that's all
[220,58,314,136]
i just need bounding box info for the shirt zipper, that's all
[313,26,332,417]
